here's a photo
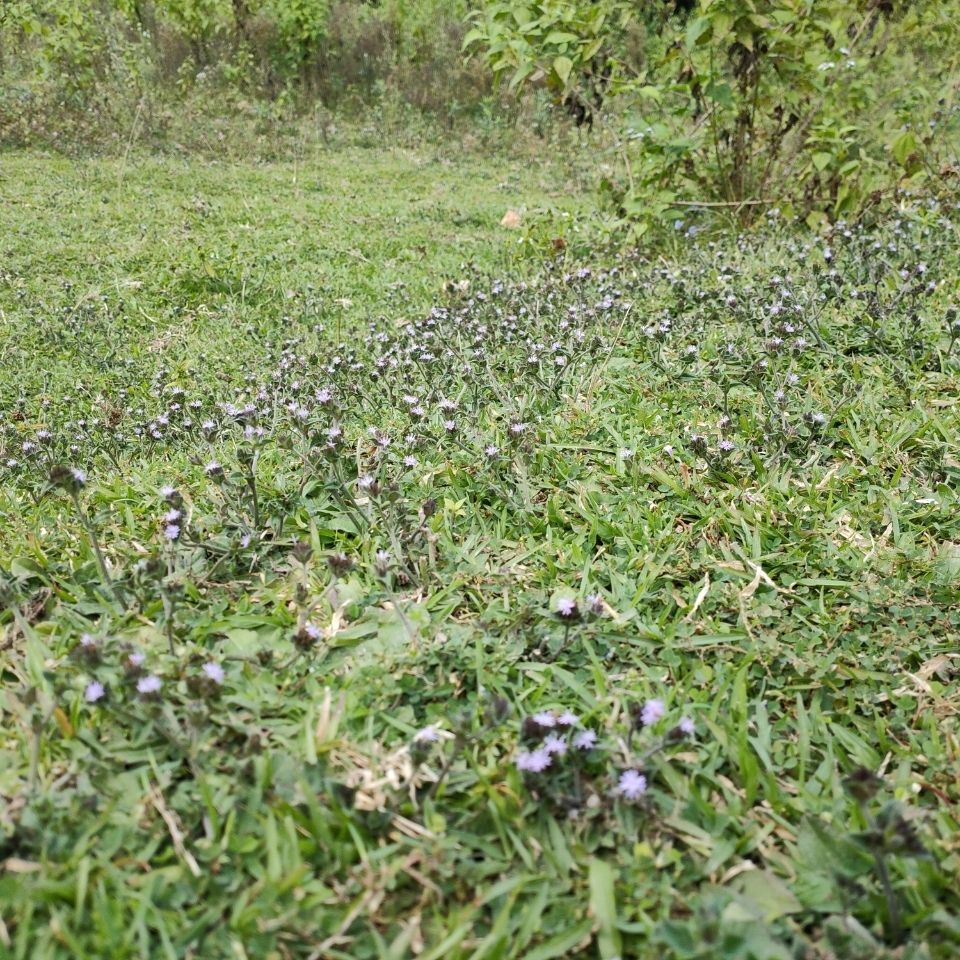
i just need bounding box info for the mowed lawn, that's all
[1,146,960,960]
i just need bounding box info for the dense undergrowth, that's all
[1,146,959,958]
[5,0,959,239]
[0,0,522,157]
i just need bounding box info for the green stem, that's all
[874,849,902,943]
[72,492,126,609]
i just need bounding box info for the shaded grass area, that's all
[1,148,960,960]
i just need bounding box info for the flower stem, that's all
[71,492,126,609]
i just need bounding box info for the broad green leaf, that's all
[544,31,580,46]
[553,55,573,86]
[813,152,833,171]
[508,61,534,90]
[892,130,918,166]
[461,27,485,51]
[685,15,712,49]
[735,869,802,922]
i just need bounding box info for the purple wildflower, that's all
[532,711,557,728]
[202,662,225,685]
[137,675,162,696]
[586,594,605,616]
[617,769,648,800]
[516,748,552,773]
[84,681,105,703]
[573,729,598,750]
[543,733,568,756]
[555,596,579,619]
[641,699,665,727]
[414,725,441,744]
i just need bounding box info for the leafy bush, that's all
[0,0,492,145]
[466,0,960,234]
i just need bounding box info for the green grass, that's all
[1,145,960,960]
[0,145,584,398]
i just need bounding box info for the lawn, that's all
[1,145,959,960]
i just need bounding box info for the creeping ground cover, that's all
[1,150,960,959]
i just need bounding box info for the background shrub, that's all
[465,0,960,233]
[0,0,495,146]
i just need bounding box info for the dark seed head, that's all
[521,716,548,741]
[844,766,883,803]
[292,541,313,564]
[328,552,353,576]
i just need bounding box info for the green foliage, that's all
[467,0,960,234]
[0,0,490,131]
[462,0,620,93]
[158,0,232,41]
[249,0,331,74]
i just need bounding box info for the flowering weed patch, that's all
[1,152,959,958]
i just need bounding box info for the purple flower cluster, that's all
[515,708,598,775]
[74,631,229,710]
[510,693,696,813]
